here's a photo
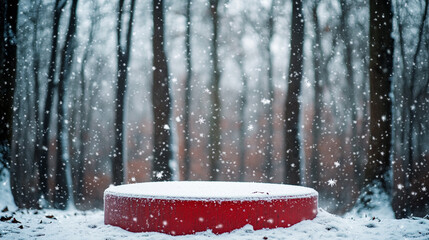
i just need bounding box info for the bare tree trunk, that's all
[309,1,322,190]
[112,0,135,185]
[31,0,43,204]
[40,0,67,203]
[406,0,428,216]
[54,0,79,209]
[0,1,4,72]
[152,0,172,181]
[208,0,221,181]
[183,0,192,181]
[75,0,98,204]
[0,0,17,172]
[392,0,428,218]
[237,49,248,182]
[1,0,20,205]
[363,0,394,197]
[284,0,304,185]
[338,0,360,212]
[264,2,275,182]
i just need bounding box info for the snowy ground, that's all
[1,175,429,239]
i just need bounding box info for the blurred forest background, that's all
[0,0,428,218]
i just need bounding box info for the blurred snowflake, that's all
[327,179,337,187]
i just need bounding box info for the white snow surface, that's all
[1,176,429,239]
[104,181,318,200]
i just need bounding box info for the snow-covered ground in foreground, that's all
[1,174,429,240]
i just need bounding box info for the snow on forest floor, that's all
[1,176,429,239]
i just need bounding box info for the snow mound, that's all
[0,170,17,211]
[1,208,428,239]
[1,178,428,239]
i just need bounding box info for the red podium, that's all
[104,181,318,235]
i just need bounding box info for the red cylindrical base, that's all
[104,192,317,235]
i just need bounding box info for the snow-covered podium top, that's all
[104,181,318,235]
[104,181,318,201]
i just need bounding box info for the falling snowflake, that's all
[155,171,164,179]
[248,124,254,131]
[327,179,337,187]
[261,98,270,105]
[196,117,205,124]
[163,124,170,130]
[334,161,340,168]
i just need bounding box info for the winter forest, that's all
[1,0,429,226]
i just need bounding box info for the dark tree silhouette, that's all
[54,0,79,209]
[183,0,192,181]
[361,0,394,211]
[208,0,222,181]
[264,1,276,182]
[284,0,304,185]
[152,0,173,181]
[364,0,394,190]
[31,0,43,206]
[0,0,17,173]
[309,0,323,190]
[1,0,18,205]
[40,0,67,202]
[112,0,136,185]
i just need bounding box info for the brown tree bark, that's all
[284,0,304,185]
[112,0,136,185]
[152,0,173,181]
[363,0,394,195]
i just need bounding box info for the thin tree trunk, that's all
[264,1,275,182]
[112,0,135,185]
[54,0,79,209]
[208,0,221,181]
[31,0,43,206]
[309,1,322,190]
[152,0,173,181]
[0,1,4,71]
[339,0,360,211]
[76,1,98,203]
[237,50,248,182]
[284,0,304,185]
[40,0,67,203]
[364,0,394,192]
[183,0,192,181]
